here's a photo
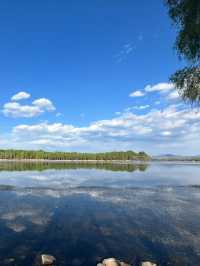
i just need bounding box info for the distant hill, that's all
[153,154,200,161]
[158,154,178,157]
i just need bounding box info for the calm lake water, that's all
[0,161,200,266]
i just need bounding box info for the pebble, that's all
[141,262,157,266]
[41,254,56,265]
[99,258,131,266]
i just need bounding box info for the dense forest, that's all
[0,149,150,161]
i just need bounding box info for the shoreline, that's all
[0,159,149,164]
[0,159,199,165]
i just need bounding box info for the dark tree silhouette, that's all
[165,0,200,104]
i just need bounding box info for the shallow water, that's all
[0,162,200,266]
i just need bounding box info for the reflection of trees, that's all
[138,164,148,172]
[0,162,149,172]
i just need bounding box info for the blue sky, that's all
[0,0,199,155]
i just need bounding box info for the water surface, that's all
[0,162,200,266]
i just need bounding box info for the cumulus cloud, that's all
[8,104,200,154]
[129,82,179,103]
[2,93,56,118]
[1,83,200,154]
[2,102,42,118]
[11,91,31,101]
[129,90,145,97]
[129,83,175,98]
[32,98,55,111]
[167,90,180,100]
[144,82,174,92]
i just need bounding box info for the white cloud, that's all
[56,112,62,117]
[134,105,150,110]
[141,105,149,109]
[167,90,180,100]
[2,102,42,118]
[32,98,55,111]
[129,82,175,100]
[161,131,172,136]
[1,83,200,154]
[3,95,56,118]
[6,104,200,154]
[125,105,150,112]
[129,90,145,97]
[145,83,174,92]
[11,91,31,101]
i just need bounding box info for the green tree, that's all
[0,149,151,161]
[165,0,200,104]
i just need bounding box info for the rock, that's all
[141,262,157,266]
[41,254,56,265]
[102,258,121,266]
[99,258,131,266]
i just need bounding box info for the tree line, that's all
[0,149,150,161]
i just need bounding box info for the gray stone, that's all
[102,258,121,266]
[41,254,56,265]
[100,258,131,266]
[141,262,157,266]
